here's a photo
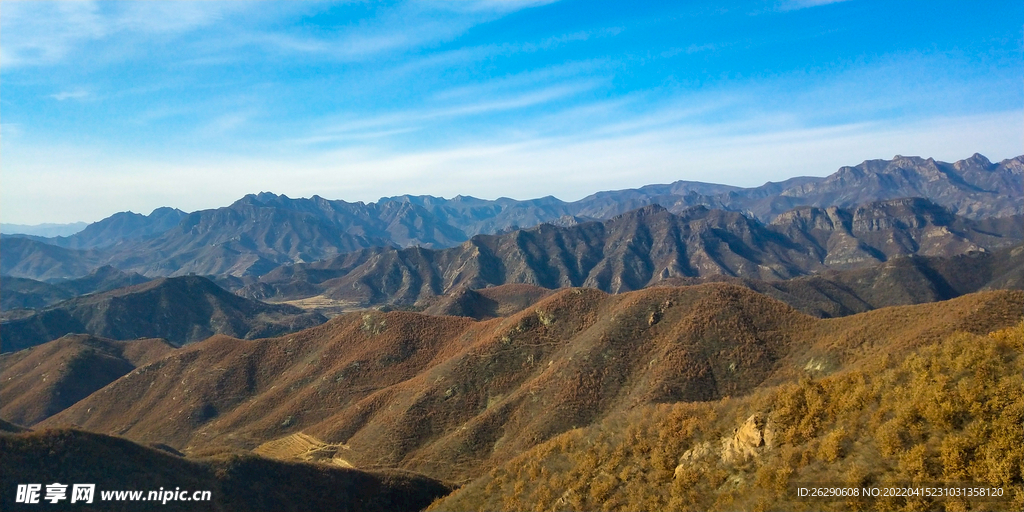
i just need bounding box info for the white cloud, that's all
[49,89,91,101]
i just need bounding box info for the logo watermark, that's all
[15,484,211,505]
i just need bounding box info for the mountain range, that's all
[2,153,1020,281]
[236,198,1020,307]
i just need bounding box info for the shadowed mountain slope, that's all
[650,242,1024,318]
[0,419,28,433]
[0,276,326,354]
[243,199,1021,306]
[40,286,1023,484]
[0,335,176,426]
[0,237,106,281]
[0,277,73,313]
[0,428,451,512]
[1,266,152,312]
[51,265,152,296]
[416,243,1024,321]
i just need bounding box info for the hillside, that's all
[39,286,1023,485]
[429,322,1023,512]
[419,284,555,319]
[1,266,152,312]
[242,199,1021,306]
[0,335,176,426]
[0,237,106,281]
[0,277,73,312]
[0,276,326,353]
[0,428,450,512]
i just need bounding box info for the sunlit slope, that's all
[42,286,1023,486]
[430,323,1023,512]
[0,335,175,426]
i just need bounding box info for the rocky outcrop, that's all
[674,413,775,478]
[720,413,774,464]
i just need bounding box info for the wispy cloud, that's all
[242,2,568,62]
[3,0,1019,226]
[778,0,852,11]
[197,112,252,138]
[300,80,599,145]
[49,89,91,101]
[425,0,562,14]
[0,1,236,67]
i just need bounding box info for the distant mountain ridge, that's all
[0,222,87,237]
[46,207,188,249]
[238,198,1021,306]
[2,153,1020,280]
[419,243,1024,320]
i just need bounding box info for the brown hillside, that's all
[40,286,1023,486]
[0,335,176,426]
[0,428,450,512]
[430,322,1023,512]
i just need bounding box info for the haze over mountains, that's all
[0,222,88,238]
[2,154,1020,282]
[1,152,1020,354]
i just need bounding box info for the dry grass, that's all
[431,322,1024,511]
[277,295,365,318]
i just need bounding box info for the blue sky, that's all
[2,0,1021,224]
